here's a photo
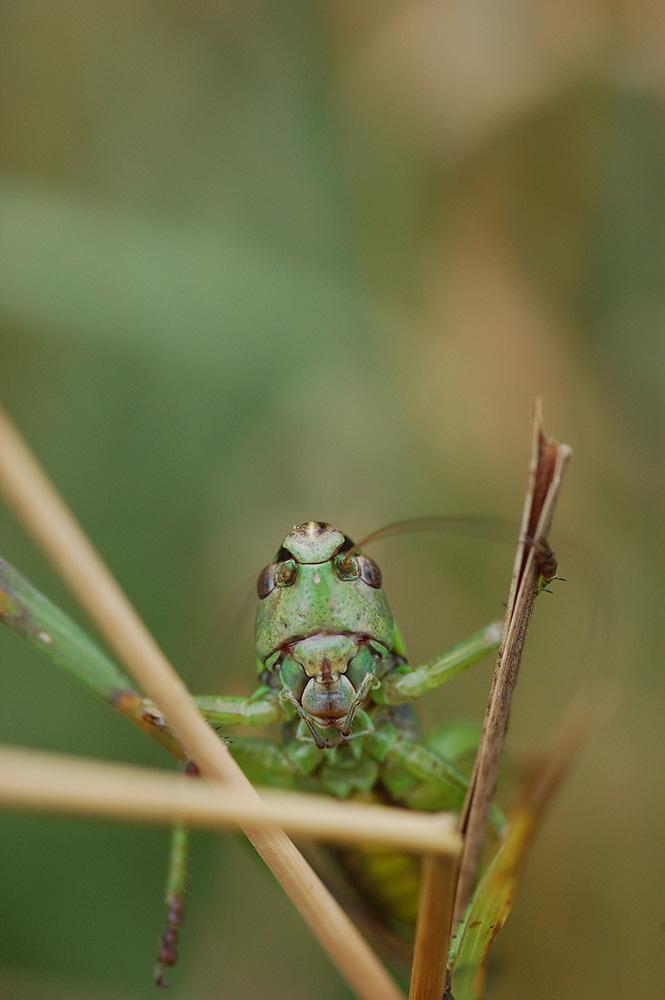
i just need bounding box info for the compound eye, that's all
[334,553,361,582]
[257,563,278,599]
[275,559,298,587]
[257,563,276,599]
[358,554,382,589]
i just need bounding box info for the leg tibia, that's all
[194,686,283,727]
[380,734,505,832]
[373,621,502,705]
[154,821,190,987]
[380,735,470,812]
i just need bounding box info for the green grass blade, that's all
[0,555,136,700]
[449,723,584,1000]
[448,803,537,1000]
[0,555,184,756]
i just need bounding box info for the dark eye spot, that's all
[359,555,382,589]
[257,564,276,599]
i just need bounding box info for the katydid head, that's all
[254,522,394,744]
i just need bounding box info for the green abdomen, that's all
[336,842,420,934]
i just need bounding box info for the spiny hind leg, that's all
[154,762,198,988]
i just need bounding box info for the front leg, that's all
[372,621,502,705]
[142,684,284,732]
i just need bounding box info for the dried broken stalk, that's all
[406,400,571,998]
[454,399,572,925]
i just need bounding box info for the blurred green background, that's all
[0,4,663,999]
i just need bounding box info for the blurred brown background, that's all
[0,3,663,999]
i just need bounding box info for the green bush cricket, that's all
[0,403,573,999]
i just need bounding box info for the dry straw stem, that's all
[0,744,460,855]
[454,399,572,925]
[406,399,571,998]
[408,852,459,1000]
[0,402,405,1000]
